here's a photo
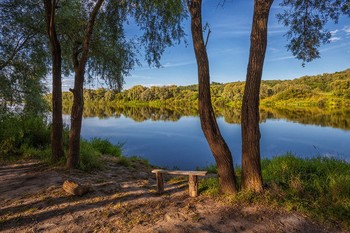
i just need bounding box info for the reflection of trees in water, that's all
[62,103,350,130]
[261,106,350,130]
[117,106,184,122]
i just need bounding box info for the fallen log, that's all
[63,180,89,196]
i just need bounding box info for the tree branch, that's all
[204,22,211,48]
[79,0,104,69]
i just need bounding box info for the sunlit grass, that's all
[198,154,350,229]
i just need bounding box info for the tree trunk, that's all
[187,0,237,194]
[43,0,64,162]
[67,0,104,169]
[241,0,273,192]
[67,71,84,168]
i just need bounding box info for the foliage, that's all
[261,154,350,228]
[56,69,350,130]
[0,113,51,161]
[199,177,220,196]
[0,0,49,114]
[79,139,103,171]
[89,138,122,157]
[58,69,350,111]
[278,0,350,64]
[80,138,124,171]
[114,156,131,167]
[199,155,350,228]
[115,155,150,168]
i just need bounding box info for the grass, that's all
[0,114,51,163]
[79,139,103,171]
[198,154,350,229]
[89,138,122,157]
[115,155,150,168]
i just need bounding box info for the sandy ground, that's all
[0,156,346,233]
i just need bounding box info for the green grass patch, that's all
[261,154,350,229]
[128,156,150,167]
[78,137,124,171]
[89,137,122,157]
[198,154,350,229]
[115,155,150,168]
[0,114,51,162]
[115,156,132,167]
[199,177,220,196]
[79,139,103,171]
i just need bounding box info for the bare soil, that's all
[0,156,346,233]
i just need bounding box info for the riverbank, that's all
[0,155,348,232]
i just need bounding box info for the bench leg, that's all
[188,175,198,197]
[156,172,164,193]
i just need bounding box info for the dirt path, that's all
[0,157,344,233]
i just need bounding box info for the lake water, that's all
[75,107,350,170]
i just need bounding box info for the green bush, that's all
[90,137,122,157]
[199,177,220,196]
[0,114,50,161]
[79,139,102,171]
[19,144,51,161]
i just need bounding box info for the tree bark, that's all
[241,0,273,192]
[187,0,237,194]
[67,0,104,169]
[43,0,64,162]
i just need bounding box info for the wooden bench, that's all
[151,169,207,197]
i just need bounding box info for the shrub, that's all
[79,139,102,171]
[0,113,50,161]
[199,177,220,196]
[90,137,122,157]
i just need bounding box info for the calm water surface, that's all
[78,114,350,170]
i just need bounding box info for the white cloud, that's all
[343,26,350,35]
[329,36,341,42]
[162,60,195,68]
[267,55,294,62]
[330,29,339,35]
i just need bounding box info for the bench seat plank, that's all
[152,169,207,176]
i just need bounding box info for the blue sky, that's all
[68,0,350,90]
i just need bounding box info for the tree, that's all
[43,0,64,162]
[186,0,237,194]
[241,0,273,192]
[241,0,350,191]
[67,0,105,168]
[0,1,49,115]
[63,0,186,168]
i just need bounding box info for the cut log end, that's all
[63,180,89,196]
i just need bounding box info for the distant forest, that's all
[56,69,350,111]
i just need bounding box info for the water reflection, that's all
[64,104,350,130]
[80,116,350,170]
[72,104,350,169]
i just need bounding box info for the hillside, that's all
[56,69,350,109]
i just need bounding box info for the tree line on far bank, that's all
[57,69,350,108]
